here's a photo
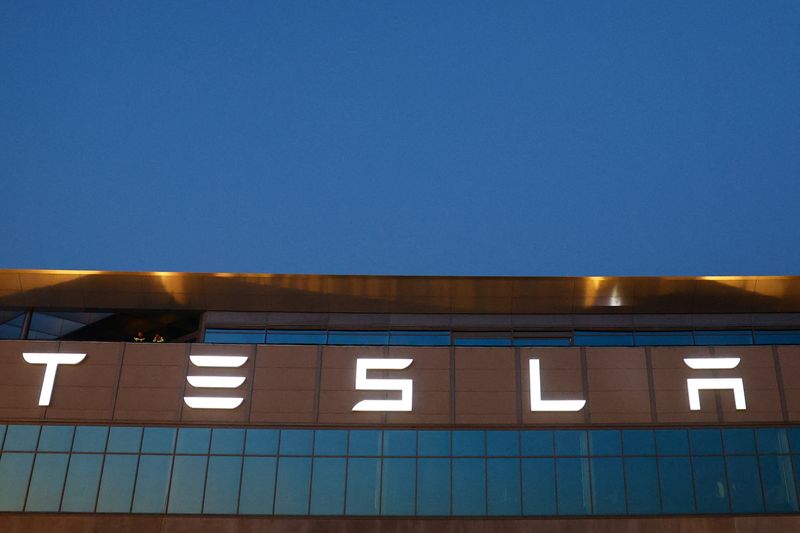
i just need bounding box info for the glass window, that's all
[381,458,415,515]
[0,425,5,447]
[96,454,138,512]
[487,431,519,457]
[349,430,382,456]
[167,455,207,514]
[514,337,571,347]
[61,454,103,512]
[175,427,210,454]
[4,425,40,451]
[656,429,689,455]
[37,425,74,452]
[131,455,172,513]
[419,430,450,457]
[755,330,800,345]
[788,428,800,454]
[267,330,327,345]
[279,429,313,455]
[314,430,347,456]
[203,456,242,514]
[274,457,311,515]
[521,430,554,456]
[757,428,790,454]
[759,455,798,512]
[574,331,634,347]
[389,331,450,346]
[693,330,753,345]
[727,455,764,513]
[383,430,416,456]
[0,453,34,511]
[107,426,142,453]
[25,453,69,511]
[73,426,108,452]
[245,429,278,455]
[556,458,591,515]
[310,457,345,515]
[589,430,621,456]
[239,457,277,515]
[454,337,512,347]
[690,429,723,455]
[622,430,655,455]
[328,331,389,345]
[346,457,382,515]
[487,458,521,515]
[210,428,245,454]
[204,329,266,344]
[0,312,25,339]
[693,456,729,513]
[723,429,756,454]
[141,427,176,453]
[417,458,450,516]
[625,457,660,514]
[452,458,486,516]
[634,331,694,346]
[522,458,556,515]
[658,457,695,513]
[555,430,588,456]
[591,457,625,515]
[453,430,485,456]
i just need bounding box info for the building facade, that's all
[1,270,800,532]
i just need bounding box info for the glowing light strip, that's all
[190,355,247,368]
[186,376,245,388]
[684,357,740,370]
[184,397,244,409]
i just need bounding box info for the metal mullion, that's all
[306,430,316,515]
[413,430,419,516]
[517,429,524,516]
[92,424,112,512]
[21,425,43,512]
[126,426,144,513]
[342,430,350,515]
[199,429,213,514]
[270,429,282,514]
[57,425,80,512]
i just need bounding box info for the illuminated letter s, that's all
[352,358,413,412]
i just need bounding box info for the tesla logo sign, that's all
[20,352,749,414]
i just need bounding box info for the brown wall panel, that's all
[455,348,516,424]
[521,348,585,425]
[651,346,720,424]
[319,346,387,424]
[250,345,317,424]
[778,345,800,422]
[719,346,782,423]
[114,343,186,422]
[587,347,652,424]
[385,347,449,425]
[0,340,57,420]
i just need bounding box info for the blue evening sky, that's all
[2,2,798,275]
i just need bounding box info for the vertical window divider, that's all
[342,430,350,515]
[57,426,79,512]
[306,430,316,516]
[270,429,282,515]
[92,425,112,512]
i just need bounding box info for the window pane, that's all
[279,430,313,455]
[487,458,520,516]
[381,458,415,515]
[204,329,265,344]
[328,331,389,345]
[555,431,588,456]
[453,431,485,456]
[389,332,450,346]
[694,330,753,345]
[141,427,176,454]
[349,430,382,456]
[487,431,519,457]
[419,431,450,457]
[61,454,102,512]
[245,429,278,455]
[175,428,210,454]
[522,458,556,515]
[727,456,764,512]
[693,456,729,513]
[624,457,660,515]
[454,337,512,347]
[37,426,74,452]
[591,457,625,515]
[757,428,790,454]
[204,456,242,514]
[514,337,571,347]
[574,331,633,347]
[96,454,138,512]
[25,453,69,511]
[659,457,695,514]
[210,428,245,454]
[417,458,450,516]
[634,331,694,346]
[310,457,345,515]
[4,425,40,451]
[690,429,723,455]
[723,429,756,454]
[274,457,311,515]
[656,429,689,455]
[0,425,6,447]
[73,426,107,452]
[589,430,621,456]
[521,431,554,456]
[314,430,347,456]
[556,458,591,515]
[383,430,416,457]
[622,430,655,456]
[132,455,172,513]
[346,457,381,515]
[107,427,142,453]
[267,330,327,345]
[755,330,800,345]
[239,457,277,515]
[453,458,485,516]
[0,453,34,511]
[760,455,798,512]
[167,455,207,514]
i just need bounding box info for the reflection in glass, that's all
[487,458,520,515]
[239,457,276,515]
[522,458,556,515]
[96,454,138,512]
[381,458,415,515]
[204,456,242,514]
[61,454,102,512]
[310,457,345,515]
[274,457,311,515]
[167,456,207,514]
[346,458,381,515]
[417,458,450,515]
[132,455,172,513]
